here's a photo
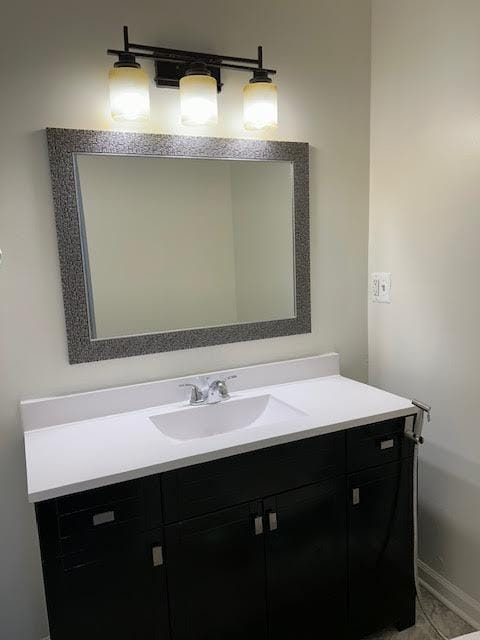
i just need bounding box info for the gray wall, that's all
[370,0,480,620]
[0,0,371,637]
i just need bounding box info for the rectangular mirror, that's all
[47,129,310,363]
[76,155,295,339]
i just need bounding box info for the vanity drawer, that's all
[162,431,345,522]
[36,475,163,558]
[346,417,414,473]
[56,478,143,515]
[58,496,142,547]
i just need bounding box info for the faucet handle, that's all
[223,375,238,391]
[207,379,230,403]
[179,383,204,405]
[216,375,237,395]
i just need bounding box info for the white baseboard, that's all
[419,560,480,631]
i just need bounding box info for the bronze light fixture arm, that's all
[107,26,277,91]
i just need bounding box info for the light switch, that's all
[371,272,391,303]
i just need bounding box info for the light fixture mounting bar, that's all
[107,26,276,92]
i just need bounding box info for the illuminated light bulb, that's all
[109,54,150,122]
[243,70,278,131]
[179,64,218,126]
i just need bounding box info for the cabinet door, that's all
[264,479,347,640]
[165,501,268,640]
[348,458,415,638]
[43,529,169,640]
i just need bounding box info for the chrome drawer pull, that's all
[92,510,115,526]
[352,488,360,505]
[380,438,395,450]
[254,515,264,536]
[152,545,163,567]
[268,511,278,532]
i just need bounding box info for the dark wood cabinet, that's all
[161,430,345,522]
[346,417,414,473]
[35,418,415,640]
[264,479,347,640]
[165,479,348,640]
[347,458,415,638]
[42,529,169,640]
[165,501,267,640]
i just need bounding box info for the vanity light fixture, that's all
[243,69,278,131]
[107,26,278,129]
[179,62,218,126]
[109,52,150,122]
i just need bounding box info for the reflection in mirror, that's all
[75,155,295,340]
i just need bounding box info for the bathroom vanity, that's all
[32,126,420,640]
[23,355,419,640]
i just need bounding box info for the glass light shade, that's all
[243,81,278,131]
[179,74,218,126]
[109,66,150,122]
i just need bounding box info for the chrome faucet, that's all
[179,375,237,405]
[178,382,205,405]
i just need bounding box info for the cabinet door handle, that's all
[268,511,278,532]
[254,515,264,536]
[152,545,163,567]
[92,510,115,526]
[352,488,360,505]
[380,438,395,450]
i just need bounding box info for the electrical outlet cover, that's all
[371,272,391,303]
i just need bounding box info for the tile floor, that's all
[371,589,475,640]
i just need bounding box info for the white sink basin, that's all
[150,394,306,441]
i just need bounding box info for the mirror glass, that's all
[75,154,295,339]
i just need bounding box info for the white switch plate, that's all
[371,272,391,303]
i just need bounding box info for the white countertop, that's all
[23,359,416,502]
